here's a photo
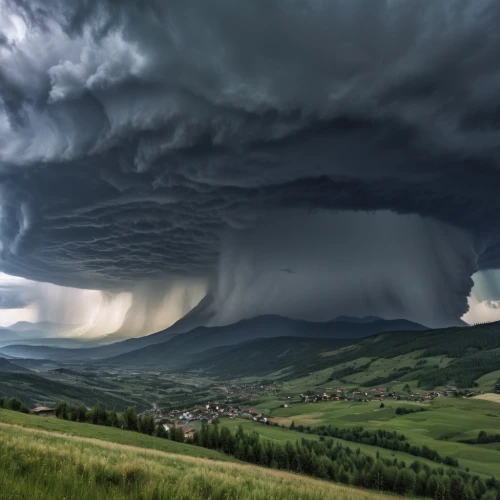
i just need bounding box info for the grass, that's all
[0,409,233,462]
[218,416,461,473]
[227,396,500,478]
[0,420,396,500]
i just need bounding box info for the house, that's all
[30,407,56,417]
[163,424,170,433]
[179,424,196,439]
[377,388,387,393]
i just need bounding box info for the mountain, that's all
[304,321,500,389]
[0,321,83,348]
[4,321,79,335]
[106,314,428,369]
[332,315,384,323]
[177,336,353,377]
[0,313,426,363]
[0,357,32,373]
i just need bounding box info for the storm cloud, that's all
[1,0,500,330]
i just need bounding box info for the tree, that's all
[106,410,119,428]
[3,397,22,412]
[434,479,448,500]
[393,468,416,495]
[155,424,167,438]
[122,407,138,431]
[449,475,466,500]
[138,414,155,435]
[368,461,385,490]
[473,478,487,499]
[87,404,107,425]
[380,402,385,409]
[55,401,68,419]
[73,404,88,423]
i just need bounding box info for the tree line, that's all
[395,406,428,416]
[287,422,459,467]
[2,396,500,499]
[193,422,499,500]
[461,431,500,445]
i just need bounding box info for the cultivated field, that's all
[472,392,500,403]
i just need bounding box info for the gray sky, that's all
[1,0,500,333]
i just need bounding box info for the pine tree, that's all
[369,461,385,490]
[434,480,447,500]
[122,407,138,431]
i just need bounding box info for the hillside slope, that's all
[0,314,426,363]
[0,357,32,373]
[0,413,393,500]
[179,337,353,377]
[107,315,426,369]
[308,322,500,390]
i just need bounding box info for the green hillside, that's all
[0,411,395,500]
[0,371,147,410]
[181,337,351,377]
[265,322,500,390]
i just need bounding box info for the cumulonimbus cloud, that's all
[1,0,500,329]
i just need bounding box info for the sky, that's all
[1,0,500,335]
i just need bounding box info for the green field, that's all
[0,413,396,500]
[0,409,233,462]
[219,395,500,479]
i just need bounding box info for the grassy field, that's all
[0,418,396,500]
[220,395,500,478]
[0,409,233,462]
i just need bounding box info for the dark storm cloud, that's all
[0,290,31,309]
[1,0,500,325]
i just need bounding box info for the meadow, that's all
[0,408,233,462]
[223,396,500,478]
[0,419,395,500]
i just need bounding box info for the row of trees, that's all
[395,406,428,416]
[288,423,459,467]
[193,423,499,500]
[0,397,29,413]
[3,396,499,499]
[53,402,189,441]
[462,431,500,445]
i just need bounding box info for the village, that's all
[142,382,484,439]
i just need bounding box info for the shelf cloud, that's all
[1,0,500,332]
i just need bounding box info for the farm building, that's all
[30,407,56,417]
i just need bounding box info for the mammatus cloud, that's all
[1,0,500,332]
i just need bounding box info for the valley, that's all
[2,316,500,499]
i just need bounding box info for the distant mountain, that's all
[5,321,79,334]
[331,315,384,323]
[106,314,428,369]
[0,312,427,363]
[0,321,82,348]
[177,336,353,377]
[0,357,32,373]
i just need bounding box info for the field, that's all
[0,415,395,500]
[221,395,500,478]
[472,393,500,403]
[0,409,233,462]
